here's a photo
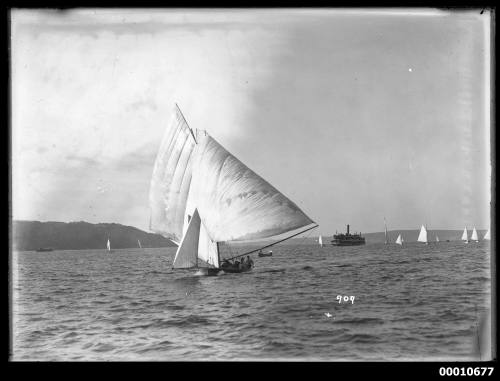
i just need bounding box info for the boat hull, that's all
[258,253,272,257]
[195,268,221,276]
[331,240,365,246]
[221,263,253,273]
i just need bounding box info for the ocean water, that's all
[11,241,491,361]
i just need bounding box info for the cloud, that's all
[65,154,101,167]
[110,146,157,172]
[11,9,306,39]
[11,9,491,232]
[128,99,158,112]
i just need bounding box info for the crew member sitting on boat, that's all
[246,256,254,267]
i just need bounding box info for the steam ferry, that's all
[331,224,366,246]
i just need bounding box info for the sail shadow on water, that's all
[149,105,318,276]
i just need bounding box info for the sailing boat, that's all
[417,225,428,244]
[435,235,440,242]
[149,105,317,276]
[384,217,389,244]
[138,239,142,249]
[106,238,112,252]
[483,229,490,240]
[318,235,323,247]
[395,234,403,245]
[471,227,479,243]
[462,227,469,243]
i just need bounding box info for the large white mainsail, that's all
[150,105,316,272]
[471,227,479,242]
[318,235,323,247]
[188,131,315,242]
[435,235,440,242]
[417,225,428,243]
[149,105,197,245]
[462,227,469,242]
[106,238,111,251]
[484,229,490,240]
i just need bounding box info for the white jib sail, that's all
[107,239,111,251]
[471,227,479,241]
[173,209,201,268]
[484,229,490,240]
[197,221,220,268]
[319,235,323,246]
[417,225,428,243]
[395,234,402,245]
[462,227,469,241]
[149,105,197,244]
[384,218,388,244]
[188,132,315,242]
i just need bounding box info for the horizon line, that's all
[11,219,490,235]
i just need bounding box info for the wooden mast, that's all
[175,103,197,144]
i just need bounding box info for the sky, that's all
[11,8,492,235]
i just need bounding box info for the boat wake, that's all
[258,268,286,274]
[194,269,221,276]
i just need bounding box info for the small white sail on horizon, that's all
[150,105,317,273]
[318,235,323,247]
[462,227,469,243]
[483,229,490,240]
[471,227,479,242]
[138,239,142,249]
[384,217,388,244]
[417,225,428,244]
[395,234,403,245]
[436,235,440,242]
[106,238,111,252]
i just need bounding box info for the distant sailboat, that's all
[138,239,142,249]
[395,234,403,245]
[483,229,490,240]
[417,225,428,244]
[384,217,389,244]
[318,235,323,247]
[462,227,469,243]
[435,235,440,242]
[106,238,111,252]
[149,105,317,275]
[471,227,479,242]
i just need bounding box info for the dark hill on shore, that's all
[12,220,176,251]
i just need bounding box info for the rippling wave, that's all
[11,242,490,361]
